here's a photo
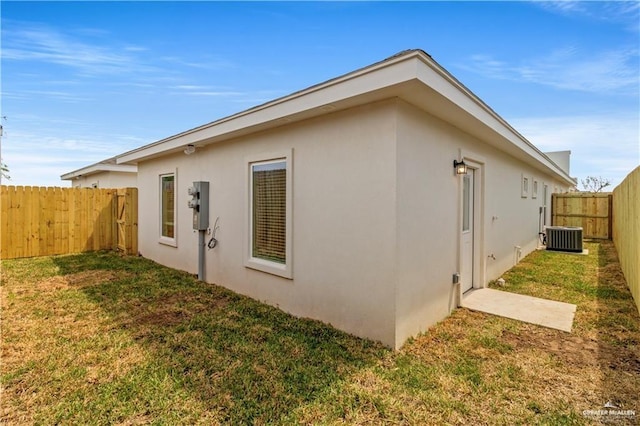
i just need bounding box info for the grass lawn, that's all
[1,240,638,424]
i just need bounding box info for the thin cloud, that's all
[535,1,640,30]
[177,90,247,97]
[6,152,83,166]
[510,114,639,187]
[168,84,245,97]
[2,22,153,76]
[2,128,145,186]
[7,135,116,155]
[168,85,283,102]
[2,21,240,100]
[160,55,236,71]
[535,1,590,14]
[5,125,141,156]
[463,47,639,94]
[123,46,148,53]
[19,89,91,103]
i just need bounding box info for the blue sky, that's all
[1,1,638,188]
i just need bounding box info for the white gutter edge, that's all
[61,163,138,180]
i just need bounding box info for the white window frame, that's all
[542,183,549,228]
[532,179,538,199]
[521,174,529,198]
[159,171,177,247]
[244,149,293,279]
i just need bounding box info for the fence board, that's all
[0,186,8,257]
[613,166,640,315]
[45,187,56,255]
[552,192,612,239]
[0,186,137,260]
[15,186,26,258]
[116,188,138,255]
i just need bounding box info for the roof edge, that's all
[116,49,429,164]
[61,161,138,180]
[112,48,573,186]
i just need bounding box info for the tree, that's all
[0,120,7,182]
[580,176,611,193]
[0,159,9,181]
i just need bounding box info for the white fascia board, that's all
[61,163,138,180]
[115,49,573,186]
[116,53,421,165]
[413,55,575,186]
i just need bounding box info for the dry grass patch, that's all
[2,241,638,424]
[1,266,146,424]
[487,240,640,422]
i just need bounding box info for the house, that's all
[61,157,137,188]
[544,150,573,179]
[108,49,574,348]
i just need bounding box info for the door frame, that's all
[457,151,485,302]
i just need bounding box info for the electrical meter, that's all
[187,181,209,230]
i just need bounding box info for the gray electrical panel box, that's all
[187,181,209,230]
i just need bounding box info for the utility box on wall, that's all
[187,181,209,230]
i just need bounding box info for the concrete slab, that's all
[462,288,576,332]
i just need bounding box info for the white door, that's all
[460,169,475,293]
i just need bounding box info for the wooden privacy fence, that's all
[551,192,612,239]
[613,166,640,315]
[0,186,137,260]
[115,188,138,255]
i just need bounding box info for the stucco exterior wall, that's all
[138,100,399,346]
[394,100,459,348]
[482,148,568,280]
[136,98,571,349]
[70,171,137,188]
[393,100,571,346]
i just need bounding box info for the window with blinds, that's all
[161,174,175,239]
[251,160,286,263]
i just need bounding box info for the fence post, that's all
[114,187,138,255]
[126,187,138,255]
[607,194,613,240]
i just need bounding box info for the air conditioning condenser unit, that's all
[546,226,583,253]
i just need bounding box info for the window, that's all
[462,174,471,232]
[521,174,529,198]
[252,161,286,262]
[532,180,538,199]
[246,151,292,278]
[160,173,176,245]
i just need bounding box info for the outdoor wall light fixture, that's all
[184,144,196,155]
[453,159,468,175]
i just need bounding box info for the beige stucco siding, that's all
[483,147,567,280]
[394,100,460,348]
[136,97,571,349]
[138,100,399,346]
[393,100,571,347]
[78,50,576,349]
